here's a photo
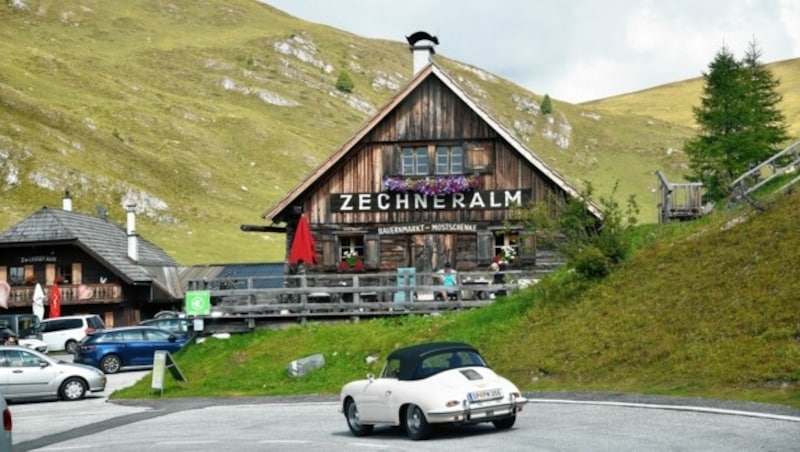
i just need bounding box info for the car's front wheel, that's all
[59,377,87,401]
[493,415,516,430]
[100,354,122,374]
[404,404,432,440]
[344,398,373,437]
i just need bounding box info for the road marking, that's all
[529,399,800,422]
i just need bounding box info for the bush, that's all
[335,71,354,93]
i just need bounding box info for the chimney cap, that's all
[406,31,439,46]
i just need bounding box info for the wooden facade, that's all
[263,62,599,276]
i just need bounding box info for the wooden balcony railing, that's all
[6,283,124,308]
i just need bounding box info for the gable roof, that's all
[262,62,602,223]
[0,207,181,297]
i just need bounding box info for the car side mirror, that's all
[39,360,49,368]
[168,335,177,342]
[366,373,374,382]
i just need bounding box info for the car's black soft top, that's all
[387,342,480,381]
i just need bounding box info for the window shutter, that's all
[384,144,400,177]
[520,231,536,264]
[365,234,379,268]
[465,142,492,173]
[72,263,83,285]
[321,236,336,267]
[46,264,56,285]
[477,231,493,262]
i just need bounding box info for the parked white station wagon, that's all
[39,314,105,354]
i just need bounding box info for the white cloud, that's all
[263,0,799,103]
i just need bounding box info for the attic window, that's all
[401,147,429,176]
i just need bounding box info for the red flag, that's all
[49,282,62,318]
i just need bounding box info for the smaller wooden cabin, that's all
[260,35,600,276]
[656,170,704,222]
[0,194,183,326]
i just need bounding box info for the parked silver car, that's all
[0,346,106,401]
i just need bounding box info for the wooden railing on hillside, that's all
[730,140,800,201]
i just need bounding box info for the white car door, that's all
[358,378,399,423]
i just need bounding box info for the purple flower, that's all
[382,175,481,194]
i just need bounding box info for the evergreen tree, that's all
[740,40,789,163]
[541,94,553,115]
[684,46,746,201]
[684,42,788,202]
[335,70,354,93]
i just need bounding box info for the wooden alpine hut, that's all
[257,32,601,276]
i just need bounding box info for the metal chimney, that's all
[62,189,72,211]
[126,204,138,262]
[406,31,439,75]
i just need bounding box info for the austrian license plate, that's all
[467,388,503,402]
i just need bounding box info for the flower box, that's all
[382,174,481,195]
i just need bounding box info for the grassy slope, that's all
[117,187,800,408]
[7,1,795,264]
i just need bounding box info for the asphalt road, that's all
[9,355,800,451]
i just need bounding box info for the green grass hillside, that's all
[116,187,800,408]
[585,58,800,138]
[4,1,795,265]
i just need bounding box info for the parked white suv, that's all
[39,315,105,354]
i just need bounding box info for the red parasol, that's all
[288,215,318,265]
[48,282,62,318]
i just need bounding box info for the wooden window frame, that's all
[435,145,465,175]
[338,236,365,262]
[401,146,429,176]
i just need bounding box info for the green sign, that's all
[185,290,210,315]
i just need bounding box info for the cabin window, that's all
[58,263,72,285]
[401,146,429,175]
[494,232,520,264]
[339,236,365,261]
[435,145,464,175]
[8,266,24,286]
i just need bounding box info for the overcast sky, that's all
[264,0,800,103]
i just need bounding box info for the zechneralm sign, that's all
[330,189,530,213]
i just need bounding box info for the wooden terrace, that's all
[187,270,533,331]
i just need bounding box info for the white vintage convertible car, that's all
[340,342,527,440]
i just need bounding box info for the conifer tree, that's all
[541,94,553,115]
[740,40,789,163]
[684,42,788,202]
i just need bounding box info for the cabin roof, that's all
[0,207,182,298]
[261,62,601,223]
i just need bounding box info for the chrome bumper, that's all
[427,395,527,424]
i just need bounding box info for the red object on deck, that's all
[288,215,318,266]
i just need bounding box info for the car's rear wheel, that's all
[59,377,87,401]
[65,339,79,355]
[404,404,432,440]
[100,354,122,374]
[344,398,373,436]
[493,415,516,430]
